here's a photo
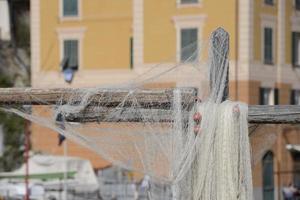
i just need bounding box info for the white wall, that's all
[0,0,11,41]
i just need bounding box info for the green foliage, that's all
[0,75,25,171]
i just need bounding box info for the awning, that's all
[286,144,300,152]
[0,171,76,180]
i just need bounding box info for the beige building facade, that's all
[30,0,300,199]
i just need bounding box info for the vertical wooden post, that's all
[24,120,30,200]
[209,27,230,102]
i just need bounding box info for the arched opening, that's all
[262,151,274,200]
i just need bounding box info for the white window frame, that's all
[261,14,276,66]
[177,0,202,8]
[172,15,206,62]
[59,0,82,21]
[56,27,86,70]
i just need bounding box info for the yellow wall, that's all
[253,0,278,62]
[286,0,293,64]
[40,0,132,71]
[143,0,237,63]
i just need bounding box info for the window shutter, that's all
[181,28,198,62]
[292,32,297,66]
[70,40,78,69]
[259,88,265,105]
[291,90,296,105]
[63,40,71,66]
[63,40,78,70]
[264,28,273,64]
[181,0,198,4]
[274,88,279,105]
[130,37,133,69]
[264,0,274,5]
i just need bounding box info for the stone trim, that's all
[172,15,206,62]
[260,14,276,65]
[30,0,41,86]
[238,0,254,80]
[133,0,144,68]
[56,27,86,70]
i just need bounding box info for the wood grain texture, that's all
[1,88,300,123]
[248,105,300,124]
[66,105,300,124]
[0,87,197,109]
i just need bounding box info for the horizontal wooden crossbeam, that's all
[0,88,300,124]
[0,87,197,109]
[248,105,300,124]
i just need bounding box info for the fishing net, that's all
[1,28,253,199]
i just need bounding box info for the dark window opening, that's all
[291,89,300,105]
[291,152,300,187]
[63,0,78,17]
[180,28,198,62]
[180,0,198,4]
[61,40,79,71]
[296,0,300,10]
[264,28,273,65]
[264,0,274,5]
[259,87,275,105]
[274,88,279,105]
[292,32,300,67]
[262,151,274,200]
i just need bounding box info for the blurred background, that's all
[1,0,300,199]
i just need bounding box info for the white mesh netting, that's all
[1,28,253,199]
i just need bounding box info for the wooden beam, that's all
[64,107,177,123]
[0,87,197,109]
[1,88,300,124]
[64,105,300,124]
[248,105,300,124]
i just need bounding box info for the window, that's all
[290,152,300,187]
[264,0,274,5]
[181,0,198,4]
[62,40,79,70]
[264,28,273,65]
[259,88,277,105]
[63,0,78,17]
[291,90,300,105]
[262,151,274,200]
[295,0,300,10]
[292,32,300,67]
[180,28,198,62]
